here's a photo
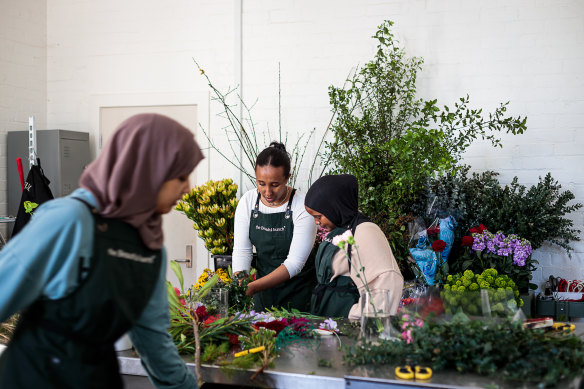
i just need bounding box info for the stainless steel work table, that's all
[118,323,584,389]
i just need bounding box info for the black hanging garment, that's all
[12,158,54,236]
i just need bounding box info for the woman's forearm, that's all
[246,264,290,296]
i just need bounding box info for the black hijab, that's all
[305,174,370,232]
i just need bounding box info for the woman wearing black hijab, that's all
[305,174,403,318]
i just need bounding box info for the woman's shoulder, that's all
[354,222,386,240]
[34,191,95,226]
[237,189,259,208]
[291,189,306,209]
[238,188,259,201]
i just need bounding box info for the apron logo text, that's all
[107,248,155,264]
[255,225,286,232]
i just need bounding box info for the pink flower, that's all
[401,329,413,343]
[415,319,424,328]
[174,287,186,306]
[332,230,353,246]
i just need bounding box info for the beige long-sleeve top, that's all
[330,222,404,319]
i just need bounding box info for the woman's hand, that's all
[244,265,290,297]
[245,281,258,297]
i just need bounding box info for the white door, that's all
[99,105,202,290]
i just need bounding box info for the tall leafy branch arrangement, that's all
[324,20,527,271]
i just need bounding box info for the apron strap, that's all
[72,197,100,218]
[253,192,261,218]
[71,198,98,284]
[285,189,296,219]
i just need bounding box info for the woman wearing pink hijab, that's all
[0,114,203,388]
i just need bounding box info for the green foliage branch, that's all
[411,167,582,262]
[344,316,584,387]
[324,20,527,270]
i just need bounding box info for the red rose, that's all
[432,240,447,252]
[461,236,474,247]
[203,315,219,326]
[253,319,288,335]
[469,224,489,234]
[227,333,239,345]
[426,226,440,236]
[195,305,208,320]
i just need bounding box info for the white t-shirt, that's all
[232,188,317,278]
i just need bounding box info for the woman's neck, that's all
[260,186,291,208]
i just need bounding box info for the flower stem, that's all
[193,312,203,387]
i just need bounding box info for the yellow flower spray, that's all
[175,179,238,255]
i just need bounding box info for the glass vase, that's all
[202,288,229,318]
[360,289,396,343]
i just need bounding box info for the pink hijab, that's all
[80,113,204,250]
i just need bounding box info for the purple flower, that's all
[319,318,338,332]
[471,230,533,267]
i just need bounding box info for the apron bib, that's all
[0,200,162,389]
[249,189,316,312]
[310,227,359,317]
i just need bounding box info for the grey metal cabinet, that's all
[7,130,91,217]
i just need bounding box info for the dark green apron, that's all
[0,200,162,389]
[250,189,316,312]
[310,227,359,318]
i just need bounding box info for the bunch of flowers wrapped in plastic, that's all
[408,216,457,285]
[441,268,522,318]
[175,178,238,255]
[456,224,537,292]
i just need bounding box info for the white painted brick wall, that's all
[0,0,46,240]
[3,0,582,291]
